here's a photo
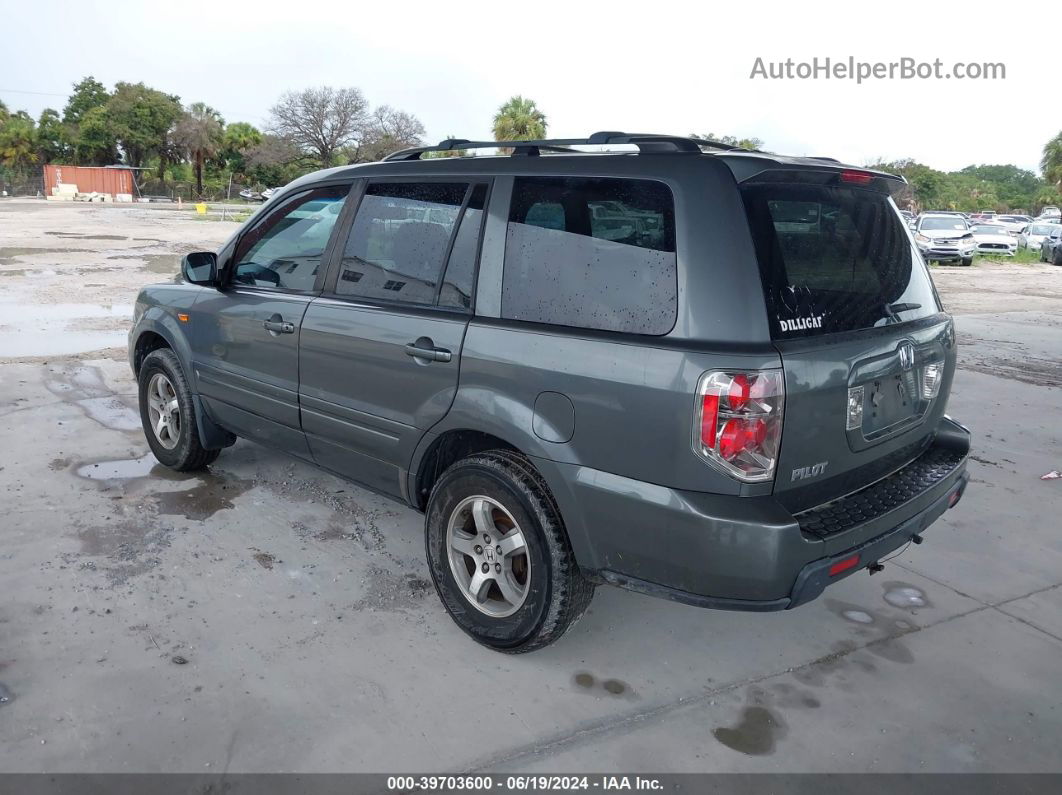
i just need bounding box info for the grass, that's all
[931,246,1043,267]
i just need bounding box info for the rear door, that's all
[191,184,351,457]
[298,180,489,497]
[739,174,956,512]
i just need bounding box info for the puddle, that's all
[841,610,875,624]
[712,706,786,756]
[44,366,141,431]
[76,454,185,481]
[141,254,180,274]
[0,246,92,265]
[151,477,253,520]
[882,583,929,609]
[46,232,128,241]
[0,300,132,357]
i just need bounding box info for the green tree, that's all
[220,121,262,174]
[36,109,68,163]
[1042,132,1062,189]
[492,96,547,147]
[75,105,118,165]
[245,134,304,187]
[0,113,39,170]
[174,103,225,197]
[63,76,110,125]
[0,100,8,120]
[106,82,182,169]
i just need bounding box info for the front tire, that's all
[960,257,973,267]
[425,450,594,653]
[138,348,220,471]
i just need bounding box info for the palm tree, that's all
[492,96,547,152]
[1042,132,1062,189]
[0,113,39,171]
[174,103,225,198]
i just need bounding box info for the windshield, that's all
[742,183,941,339]
[972,225,1006,234]
[920,217,968,231]
[1030,224,1059,235]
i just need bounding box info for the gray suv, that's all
[128,132,970,652]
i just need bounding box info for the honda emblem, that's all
[898,342,915,370]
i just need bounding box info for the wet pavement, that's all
[1,199,1061,772]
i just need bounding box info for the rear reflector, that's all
[840,169,873,185]
[828,554,861,577]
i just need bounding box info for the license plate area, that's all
[862,371,923,440]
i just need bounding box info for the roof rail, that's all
[382,131,748,161]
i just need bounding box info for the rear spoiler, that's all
[717,154,906,194]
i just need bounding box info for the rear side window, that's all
[337,182,467,305]
[502,177,677,335]
[742,183,940,338]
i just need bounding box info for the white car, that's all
[969,223,1018,256]
[1019,222,1062,251]
[914,214,977,265]
[1037,206,1061,223]
[993,214,1032,234]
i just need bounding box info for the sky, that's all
[0,0,1055,174]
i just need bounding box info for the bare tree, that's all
[347,105,426,163]
[269,86,369,167]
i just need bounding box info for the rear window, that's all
[502,176,676,335]
[742,183,941,338]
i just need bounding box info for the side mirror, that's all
[181,252,219,286]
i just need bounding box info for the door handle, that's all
[405,343,452,363]
[263,319,295,334]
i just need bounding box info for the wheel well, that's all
[133,331,171,375]
[414,430,518,510]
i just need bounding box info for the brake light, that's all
[840,169,874,185]
[693,370,785,482]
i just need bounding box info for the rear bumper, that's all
[539,417,970,611]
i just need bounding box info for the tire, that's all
[960,257,973,267]
[1040,249,1048,263]
[425,450,594,653]
[1054,249,1062,267]
[138,348,221,471]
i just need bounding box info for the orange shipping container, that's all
[43,165,134,197]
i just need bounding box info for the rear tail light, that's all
[922,362,943,398]
[693,370,784,482]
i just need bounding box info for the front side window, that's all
[337,182,467,305]
[501,176,677,335]
[231,184,350,291]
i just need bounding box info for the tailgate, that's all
[737,171,956,512]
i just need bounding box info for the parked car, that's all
[128,132,970,652]
[914,213,976,265]
[1040,225,1062,264]
[993,215,1032,235]
[1019,222,1062,251]
[969,223,1018,256]
[1037,205,1061,222]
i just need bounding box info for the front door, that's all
[299,181,489,496]
[191,184,352,457]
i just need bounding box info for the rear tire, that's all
[138,348,221,471]
[425,450,594,653]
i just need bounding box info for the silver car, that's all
[1040,226,1062,264]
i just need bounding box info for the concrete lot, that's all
[1,199,1060,772]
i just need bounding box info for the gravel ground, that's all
[1,199,1060,773]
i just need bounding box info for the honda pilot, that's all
[128,132,970,652]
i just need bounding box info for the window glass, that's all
[337,182,467,304]
[439,184,487,310]
[231,185,349,291]
[502,177,677,335]
[741,184,940,338]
